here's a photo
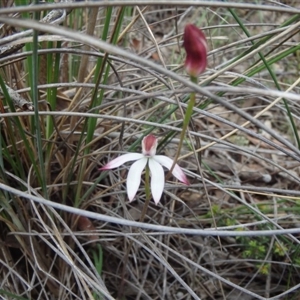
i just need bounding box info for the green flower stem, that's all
[139,163,151,222]
[167,75,197,178]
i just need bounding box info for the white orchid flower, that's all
[100,135,190,204]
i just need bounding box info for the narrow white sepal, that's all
[127,157,148,201]
[148,159,165,204]
[154,155,189,185]
[101,153,143,170]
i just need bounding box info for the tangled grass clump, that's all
[0,1,300,299]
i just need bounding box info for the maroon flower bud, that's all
[183,24,208,77]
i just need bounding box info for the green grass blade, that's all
[31,6,47,197]
[229,8,300,149]
[75,7,127,207]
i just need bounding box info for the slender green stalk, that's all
[167,76,198,176]
[75,7,126,207]
[0,78,42,184]
[0,85,24,179]
[45,42,61,176]
[139,164,151,222]
[92,244,104,299]
[46,41,60,139]
[73,7,113,207]
[32,3,47,197]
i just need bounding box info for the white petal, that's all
[100,153,144,170]
[154,155,190,185]
[148,159,165,204]
[127,158,148,201]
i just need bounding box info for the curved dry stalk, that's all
[0,1,299,14]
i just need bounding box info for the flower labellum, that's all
[183,24,208,77]
[100,135,190,204]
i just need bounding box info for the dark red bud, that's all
[183,24,208,77]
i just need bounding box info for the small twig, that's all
[0,84,33,111]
